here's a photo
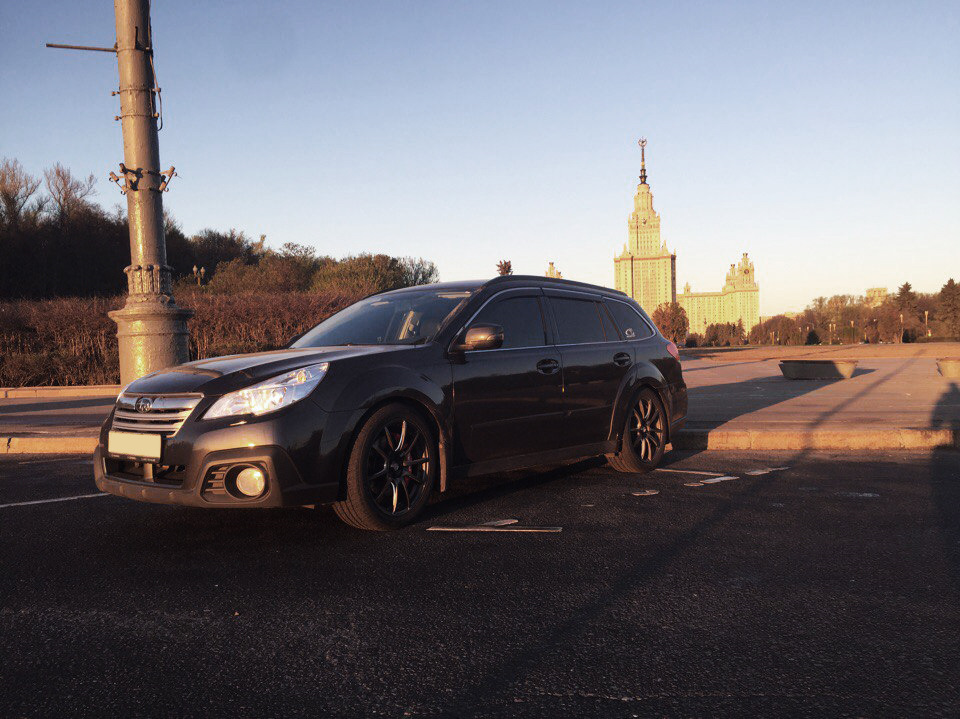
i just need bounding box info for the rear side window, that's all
[471,296,546,349]
[598,303,620,340]
[551,297,606,345]
[605,300,654,340]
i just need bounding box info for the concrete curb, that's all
[3,436,99,454]
[0,386,120,399]
[673,428,960,451]
[3,429,958,455]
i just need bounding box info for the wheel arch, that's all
[608,368,673,452]
[339,392,451,497]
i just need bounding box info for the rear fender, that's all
[607,360,671,449]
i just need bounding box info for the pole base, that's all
[109,298,194,385]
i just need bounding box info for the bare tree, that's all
[0,158,44,228]
[44,163,97,221]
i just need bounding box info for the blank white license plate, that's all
[108,431,162,461]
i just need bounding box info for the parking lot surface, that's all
[2,449,959,717]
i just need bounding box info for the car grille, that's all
[112,394,203,437]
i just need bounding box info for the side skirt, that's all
[448,441,616,480]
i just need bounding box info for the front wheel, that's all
[608,388,667,473]
[333,404,437,530]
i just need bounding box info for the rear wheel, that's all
[333,404,436,530]
[608,387,667,473]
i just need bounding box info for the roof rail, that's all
[483,274,627,296]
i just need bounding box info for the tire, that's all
[607,387,667,474]
[333,403,437,530]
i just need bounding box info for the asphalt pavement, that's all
[2,449,959,717]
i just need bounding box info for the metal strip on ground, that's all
[0,493,108,509]
[428,519,561,533]
[654,468,726,477]
[427,525,562,533]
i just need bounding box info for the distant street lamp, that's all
[192,265,206,286]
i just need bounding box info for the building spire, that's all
[638,137,648,184]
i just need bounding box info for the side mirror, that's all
[452,323,504,352]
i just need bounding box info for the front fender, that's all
[327,364,448,416]
[313,364,453,495]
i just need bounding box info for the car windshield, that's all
[292,289,474,347]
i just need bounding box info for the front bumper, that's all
[93,444,322,508]
[94,398,350,508]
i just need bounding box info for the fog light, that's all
[235,467,266,497]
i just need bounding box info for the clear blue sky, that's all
[1,0,957,314]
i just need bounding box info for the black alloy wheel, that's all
[334,404,436,530]
[629,392,665,462]
[365,417,430,516]
[608,387,667,473]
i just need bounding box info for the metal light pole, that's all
[48,0,192,384]
[107,0,192,383]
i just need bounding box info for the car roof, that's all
[484,274,628,296]
[384,275,628,297]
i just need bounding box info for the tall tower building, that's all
[613,139,677,314]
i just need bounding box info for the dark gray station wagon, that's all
[95,276,687,529]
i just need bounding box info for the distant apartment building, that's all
[865,287,888,308]
[545,262,563,279]
[678,254,761,335]
[613,139,759,333]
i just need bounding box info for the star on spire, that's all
[638,137,648,184]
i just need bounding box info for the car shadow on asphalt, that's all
[432,358,943,713]
[422,457,606,522]
[930,382,960,586]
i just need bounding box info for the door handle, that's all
[613,352,632,367]
[536,358,560,375]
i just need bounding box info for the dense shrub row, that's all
[0,157,438,299]
[0,290,365,387]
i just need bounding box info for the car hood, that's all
[124,345,414,396]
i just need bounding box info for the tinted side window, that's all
[598,303,619,340]
[471,296,546,349]
[605,300,654,340]
[551,297,606,345]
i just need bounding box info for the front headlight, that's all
[202,362,329,419]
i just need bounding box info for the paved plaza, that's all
[682,356,959,432]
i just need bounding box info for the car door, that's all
[450,289,564,464]
[544,290,634,448]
